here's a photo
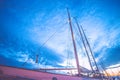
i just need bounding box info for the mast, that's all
[74,18,94,72]
[80,24,104,80]
[80,23,100,72]
[67,8,81,75]
[74,18,104,79]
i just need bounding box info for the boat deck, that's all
[0,65,100,80]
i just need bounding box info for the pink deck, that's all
[0,65,99,80]
[0,65,82,80]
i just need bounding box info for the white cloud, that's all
[17,54,29,62]
[108,64,120,68]
[105,63,120,76]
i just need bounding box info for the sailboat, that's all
[0,9,106,80]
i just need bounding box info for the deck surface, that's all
[0,65,100,80]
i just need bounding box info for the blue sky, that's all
[0,0,120,72]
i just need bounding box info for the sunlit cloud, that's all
[104,64,120,76]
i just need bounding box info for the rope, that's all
[22,31,57,66]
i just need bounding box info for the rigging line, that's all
[100,59,112,77]
[35,21,68,63]
[21,49,35,66]
[74,17,94,73]
[37,21,68,52]
[78,20,104,80]
[74,18,104,80]
[22,57,30,66]
[72,21,86,58]
[22,31,57,66]
[22,50,37,66]
[35,23,68,63]
[76,37,85,56]
[39,31,57,50]
[22,22,68,66]
[72,22,88,69]
[76,18,101,74]
[66,28,71,68]
[110,69,115,76]
[35,31,57,64]
[100,62,109,77]
[80,24,100,72]
[100,67,108,77]
[107,65,120,76]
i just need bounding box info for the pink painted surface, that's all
[0,65,82,80]
[0,65,100,80]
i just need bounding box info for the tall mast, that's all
[74,18,104,79]
[80,24,104,79]
[74,18,94,72]
[80,23,100,72]
[67,8,81,75]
